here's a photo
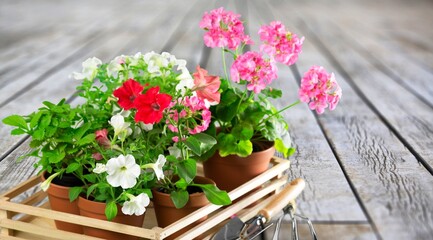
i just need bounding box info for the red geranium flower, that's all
[134,86,172,124]
[113,79,144,110]
[192,66,221,105]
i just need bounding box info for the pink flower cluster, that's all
[298,66,342,114]
[199,7,252,50]
[167,96,211,137]
[258,21,304,66]
[230,51,278,93]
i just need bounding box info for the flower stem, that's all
[259,100,301,125]
[222,48,229,82]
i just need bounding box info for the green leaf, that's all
[86,184,98,198]
[170,190,189,209]
[199,184,231,205]
[74,123,91,140]
[77,133,95,146]
[185,133,217,156]
[175,178,188,190]
[176,159,196,183]
[2,115,28,130]
[105,201,118,221]
[68,186,83,202]
[232,123,253,141]
[235,140,253,157]
[30,111,43,129]
[11,128,26,135]
[66,163,81,173]
[83,174,96,183]
[39,114,52,128]
[32,128,45,140]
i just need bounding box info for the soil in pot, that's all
[152,176,214,240]
[77,196,145,240]
[41,171,83,234]
[203,141,275,192]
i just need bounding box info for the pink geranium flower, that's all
[192,66,221,105]
[298,66,342,114]
[200,7,252,50]
[134,87,172,124]
[258,21,304,66]
[167,96,211,135]
[230,51,277,93]
[113,79,144,110]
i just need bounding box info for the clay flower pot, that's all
[203,141,275,192]
[152,176,214,240]
[77,196,145,240]
[41,171,83,233]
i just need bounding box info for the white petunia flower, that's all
[93,163,107,174]
[106,154,140,189]
[153,155,166,180]
[107,56,126,78]
[175,68,194,95]
[40,171,61,192]
[71,57,102,80]
[121,193,150,216]
[130,52,143,66]
[109,114,132,140]
[139,122,153,131]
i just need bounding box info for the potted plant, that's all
[199,8,342,191]
[2,98,99,233]
[65,52,231,239]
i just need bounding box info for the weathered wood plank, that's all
[265,2,433,238]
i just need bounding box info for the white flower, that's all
[144,51,169,76]
[107,56,125,78]
[93,163,107,174]
[140,122,153,131]
[176,68,194,95]
[106,154,140,189]
[109,114,132,140]
[168,145,181,159]
[130,52,143,66]
[153,155,166,180]
[40,171,61,192]
[121,193,150,216]
[71,57,101,80]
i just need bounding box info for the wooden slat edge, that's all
[0,200,157,239]
[0,219,101,240]
[0,175,41,199]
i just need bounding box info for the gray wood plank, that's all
[266,1,433,238]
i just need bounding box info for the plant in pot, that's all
[2,99,96,234]
[199,8,343,191]
[66,52,231,239]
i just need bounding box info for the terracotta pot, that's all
[41,171,83,234]
[203,141,275,192]
[77,196,145,240]
[152,176,214,240]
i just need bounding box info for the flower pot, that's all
[203,141,275,192]
[41,171,83,234]
[151,176,214,240]
[77,196,145,240]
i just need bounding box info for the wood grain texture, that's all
[265,1,433,238]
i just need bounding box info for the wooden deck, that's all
[1,0,432,239]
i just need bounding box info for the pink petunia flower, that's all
[192,66,221,105]
[298,66,342,114]
[95,129,111,148]
[200,7,252,50]
[134,87,172,124]
[258,21,304,66]
[230,51,277,93]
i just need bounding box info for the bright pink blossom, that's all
[167,96,211,135]
[200,7,252,50]
[298,66,342,114]
[113,79,144,110]
[258,21,304,66]
[134,87,172,124]
[192,66,221,105]
[95,129,111,148]
[230,51,277,93]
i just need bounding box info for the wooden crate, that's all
[0,157,290,240]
